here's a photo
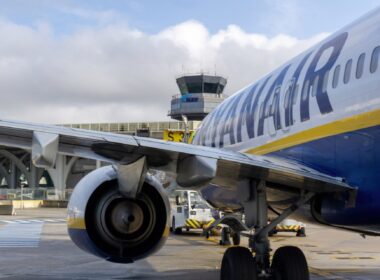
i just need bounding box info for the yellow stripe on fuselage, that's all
[245,108,380,155]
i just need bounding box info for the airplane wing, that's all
[0,119,355,196]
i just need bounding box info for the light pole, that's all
[181,115,189,143]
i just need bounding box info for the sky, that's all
[0,0,379,123]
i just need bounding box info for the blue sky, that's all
[1,0,379,37]
[0,1,379,123]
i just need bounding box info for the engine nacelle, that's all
[67,166,170,263]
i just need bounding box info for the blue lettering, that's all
[236,77,271,142]
[284,52,312,127]
[258,66,290,136]
[300,32,348,121]
[218,94,242,146]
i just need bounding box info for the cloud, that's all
[260,0,303,35]
[0,17,329,124]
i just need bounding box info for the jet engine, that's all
[67,166,170,263]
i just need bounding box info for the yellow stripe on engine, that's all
[163,226,170,237]
[67,217,86,230]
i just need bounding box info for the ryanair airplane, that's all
[0,6,379,280]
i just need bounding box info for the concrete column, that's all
[47,155,66,200]
[30,162,39,189]
[10,162,17,189]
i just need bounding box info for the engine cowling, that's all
[67,166,170,263]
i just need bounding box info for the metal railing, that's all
[0,188,73,201]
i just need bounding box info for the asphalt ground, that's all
[0,208,378,279]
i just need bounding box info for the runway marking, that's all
[0,218,66,224]
[0,222,43,248]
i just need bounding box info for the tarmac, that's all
[0,208,379,280]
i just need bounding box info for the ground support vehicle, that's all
[269,219,306,237]
[169,190,214,234]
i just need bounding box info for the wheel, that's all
[231,232,241,246]
[296,227,306,237]
[220,246,257,280]
[220,227,231,246]
[186,227,190,232]
[271,246,309,280]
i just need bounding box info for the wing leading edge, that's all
[0,119,355,196]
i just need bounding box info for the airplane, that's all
[0,5,379,280]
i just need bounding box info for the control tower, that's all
[168,74,227,121]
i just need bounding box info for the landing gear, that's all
[220,247,257,280]
[219,227,231,245]
[219,180,314,280]
[271,246,309,280]
[218,227,241,246]
[231,232,240,246]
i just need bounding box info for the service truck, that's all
[169,189,215,234]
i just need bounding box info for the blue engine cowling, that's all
[67,166,170,263]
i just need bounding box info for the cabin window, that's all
[356,53,365,79]
[332,65,340,88]
[344,59,352,84]
[370,46,380,73]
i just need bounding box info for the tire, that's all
[231,232,241,246]
[296,227,306,237]
[271,246,309,280]
[220,227,231,246]
[220,247,257,280]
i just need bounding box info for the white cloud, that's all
[0,18,329,124]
